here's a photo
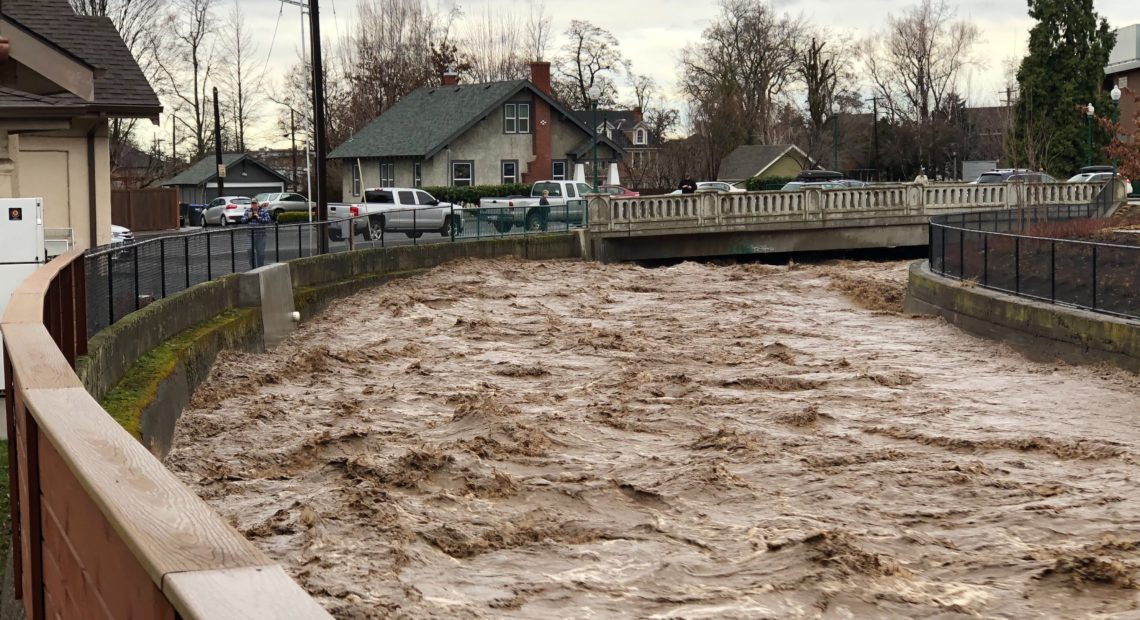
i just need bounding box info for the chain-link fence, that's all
[929,199,1139,319]
[85,201,588,337]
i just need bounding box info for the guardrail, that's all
[86,202,587,337]
[929,202,1139,320]
[590,182,1107,228]
[2,249,330,618]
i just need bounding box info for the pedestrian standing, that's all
[241,201,272,268]
[679,176,697,194]
[539,189,550,206]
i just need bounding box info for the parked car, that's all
[478,180,593,232]
[972,169,1057,184]
[252,192,314,220]
[669,181,745,195]
[110,224,134,246]
[1067,166,1133,195]
[779,170,864,191]
[327,188,461,240]
[780,181,849,191]
[599,184,640,197]
[203,196,252,226]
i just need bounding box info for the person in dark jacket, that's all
[678,177,697,194]
[241,202,272,268]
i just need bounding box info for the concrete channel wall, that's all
[905,260,1140,373]
[2,233,579,619]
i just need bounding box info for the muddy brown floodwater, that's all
[166,257,1140,619]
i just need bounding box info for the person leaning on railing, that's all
[241,201,272,268]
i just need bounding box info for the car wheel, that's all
[219,214,228,227]
[439,216,458,237]
[524,211,547,232]
[273,208,284,221]
[494,221,513,234]
[405,231,423,239]
[363,215,384,240]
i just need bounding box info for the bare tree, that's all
[460,6,526,82]
[219,2,261,152]
[69,0,170,176]
[554,20,624,109]
[860,0,979,124]
[157,0,218,160]
[525,0,552,62]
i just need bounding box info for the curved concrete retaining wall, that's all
[2,233,578,618]
[905,260,1140,372]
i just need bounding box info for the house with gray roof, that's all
[328,62,622,199]
[0,0,162,248]
[717,145,813,185]
[163,153,293,204]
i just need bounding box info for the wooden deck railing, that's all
[2,249,329,619]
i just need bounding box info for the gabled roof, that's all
[0,0,162,117]
[163,153,291,186]
[718,145,811,182]
[328,80,622,160]
[571,109,661,148]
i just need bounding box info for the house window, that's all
[380,162,395,186]
[413,162,422,188]
[351,162,362,196]
[1120,76,1129,88]
[552,160,567,180]
[501,160,518,184]
[634,128,647,145]
[504,103,530,134]
[451,161,474,186]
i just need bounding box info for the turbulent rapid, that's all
[166,257,1140,618]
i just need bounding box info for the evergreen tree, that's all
[1009,0,1116,176]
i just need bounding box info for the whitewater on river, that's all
[166,257,1140,618]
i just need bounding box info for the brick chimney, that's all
[529,61,552,95]
[441,67,459,86]
[632,106,643,124]
[524,61,553,182]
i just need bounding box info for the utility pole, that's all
[171,121,177,165]
[213,87,225,197]
[308,0,329,252]
[290,108,298,193]
[870,96,880,181]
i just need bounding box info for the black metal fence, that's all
[85,202,588,337]
[929,202,1139,319]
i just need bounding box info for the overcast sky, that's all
[149,0,1139,149]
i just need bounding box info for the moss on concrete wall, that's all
[99,308,260,443]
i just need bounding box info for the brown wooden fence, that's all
[111,188,179,231]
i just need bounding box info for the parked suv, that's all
[973,169,1057,184]
[1066,165,1133,195]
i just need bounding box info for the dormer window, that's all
[504,103,530,134]
[634,128,647,145]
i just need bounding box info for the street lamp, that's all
[1086,102,1095,166]
[831,102,840,172]
[1110,86,1122,208]
[588,84,601,189]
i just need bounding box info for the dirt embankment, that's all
[167,257,1140,618]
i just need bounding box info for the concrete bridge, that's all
[584,181,1112,262]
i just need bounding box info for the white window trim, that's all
[516,104,530,133]
[501,160,519,184]
[413,162,422,188]
[380,162,395,186]
[552,160,567,180]
[451,160,474,186]
[634,128,647,145]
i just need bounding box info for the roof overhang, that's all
[754,145,811,177]
[1105,60,1140,75]
[0,16,96,102]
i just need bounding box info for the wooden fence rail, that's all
[2,249,329,619]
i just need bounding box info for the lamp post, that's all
[831,103,839,172]
[1110,85,1122,207]
[588,84,601,189]
[1086,102,1095,166]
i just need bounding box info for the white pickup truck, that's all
[477,180,594,232]
[327,187,462,240]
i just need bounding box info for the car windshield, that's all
[976,173,1006,184]
[252,193,271,202]
[1066,174,1089,182]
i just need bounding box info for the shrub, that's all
[275,211,315,224]
[422,184,532,205]
[745,176,798,192]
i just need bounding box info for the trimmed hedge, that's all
[745,176,798,191]
[276,211,316,224]
[422,184,532,205]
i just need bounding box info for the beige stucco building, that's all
[329,62,621,199]
[0,0,161,250]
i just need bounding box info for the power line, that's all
[262,2,285,78]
